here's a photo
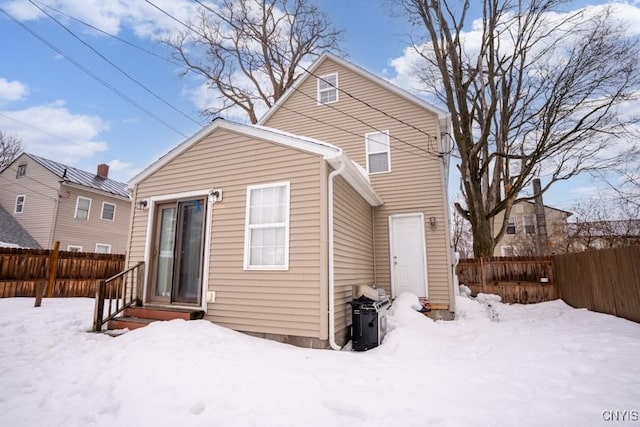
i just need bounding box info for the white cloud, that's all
[0,78,29,103]
[0,100,108,164]
[1,0,202,39]
[106,159,142,182]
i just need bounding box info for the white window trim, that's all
[365,130,391,175]
[95,243,112,253]
[317,73,338,105]
[75,196,92,220]
[243,181,290,271]
[67,245,83,252]
[101,202,116,221]
[15,194,25,214]
[142,189,215,312]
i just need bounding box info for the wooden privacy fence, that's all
[456,256,557,303]
[553,245,640,323]
[0,247,125,298]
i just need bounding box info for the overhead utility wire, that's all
[28,0,203,127]
[276,104,434,160]
[146,0,444,158]
[289,85,442,159]
[0,8,189,139]
[0,112,88,147]
[32,0,180,66]
[191,0,444,152]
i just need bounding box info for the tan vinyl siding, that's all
[53,186,130,253]
[129,127,326,339]
[0,154,59,247]
[264,58,453,306]
[333,175,374,343]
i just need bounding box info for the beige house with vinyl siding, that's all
[0,152,130,253]
[125,53,455,348]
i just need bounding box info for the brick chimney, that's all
[97,163,109,179]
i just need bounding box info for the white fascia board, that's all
[327,154,384,207]
[128,119,340,189]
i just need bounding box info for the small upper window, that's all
[506,216,517,235]
[15,195,25,214]
[16,164,26,178]
[67,245,82,252]
[317,73,338,104]
[75,196,92,220]
[366,131,391,174]
[524,215,536,235]
[101,202,116,221]
[95,243,111,254]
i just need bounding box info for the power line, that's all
[0,112,86,147]
[27,0,203,127]
[152,0,448,159]
[0,174,58,201]
[32,0,180,66]
[276,103,437,160]
[190,0,444,149]
[0,7,189,139]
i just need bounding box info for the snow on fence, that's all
[456,256,557,303]
[553,245,640,323]
[0,247,125,298]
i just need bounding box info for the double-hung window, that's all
[506,216,517,235]
[366,131,391,174]
[15,195,25,213]
[317,73,338,104]
[16,164,26,178]
[75,196,91,220]
[244,182,290,270]
[524,215,536,235]
[101,202,116,221]
[95,243,111,254]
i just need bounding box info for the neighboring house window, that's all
[101,202,116,221]
[95,243,111,254]
[244,181,290,270]
[67,245,82,252]
[524,215,536,235]
[75,196,92,220]
[501,246,516,257]
[317,73,338,104]
[16,164,26,178]
[366,131,391,174]
[15,195,25,214]
[506,216,517,234]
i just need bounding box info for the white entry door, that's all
[389,214,428,298]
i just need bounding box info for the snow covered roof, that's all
[0,204,40,249]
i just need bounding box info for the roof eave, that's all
[326,154,383,207]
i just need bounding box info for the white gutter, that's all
[327,158,347,351]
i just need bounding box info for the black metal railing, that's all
[92,261,144,332]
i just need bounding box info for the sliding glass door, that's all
[149,199,205,305]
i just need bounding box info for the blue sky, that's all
[1,0,638,212]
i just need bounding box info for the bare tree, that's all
[597,145,640,208]
[400,0,640,257]
[451,200,474,258]
[566,196,640,251]
[0,131,22,171]
[164,0,343,124]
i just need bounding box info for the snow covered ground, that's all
[1,294,639,427]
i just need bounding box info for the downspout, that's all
[328,158,346,351]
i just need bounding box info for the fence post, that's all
[45,241,60,297]
[34,281,46,307]
[92,280,106,332]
